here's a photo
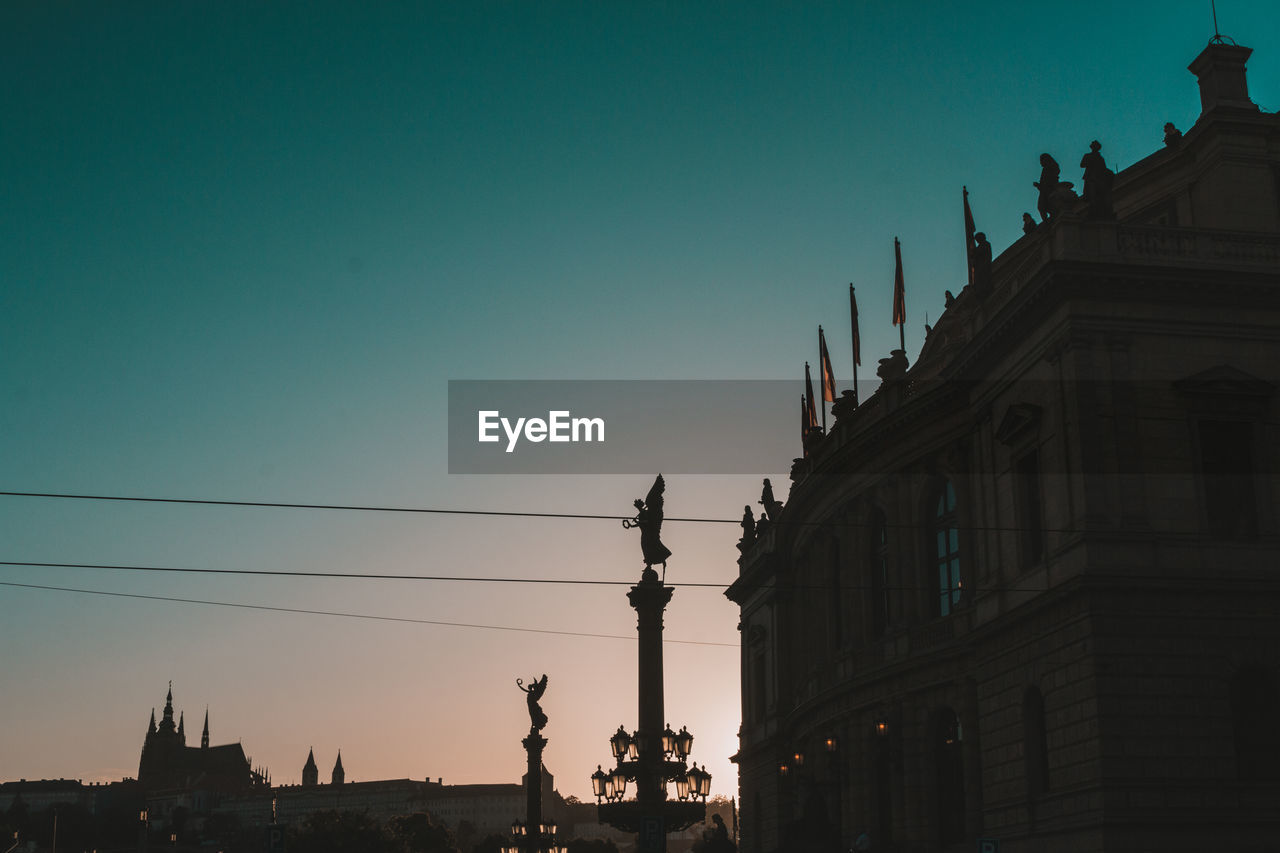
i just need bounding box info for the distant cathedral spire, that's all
[202,709,210,750]
[158,683,177,735]
[147,708,156,735]
[178,711,185,741]
[331,750,345,785]
[302,748,318,786]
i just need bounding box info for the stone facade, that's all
[727,38,1280,853]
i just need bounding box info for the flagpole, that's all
[849,283,859,405]
[818,326,827,433]
[894,237,907,353]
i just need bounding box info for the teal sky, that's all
[2,2,1277,801]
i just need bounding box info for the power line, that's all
[0,560,727,587]
[0,488,1215,537]
[1,557,1054,594]
[0,580,737,647]
[0,490,734,524]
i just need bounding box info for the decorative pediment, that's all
[1173,365,1275,398]
[995,403,1043,446]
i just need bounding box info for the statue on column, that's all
[627,474,672,571]
[517,674,549,731]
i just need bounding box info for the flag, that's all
[849,284,861,366]
[963,186,976,287]
[804,362,818,430]
[892,237,906,327]
[819,326,836,402]
[800,395,808,442]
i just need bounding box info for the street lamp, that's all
[610,727,631,761]
[593,480,713,851]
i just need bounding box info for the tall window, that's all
[1023,686,1049,798]
[752,652,767,723]
[933,481,961,616]
[874,725,894,846]
[1198,420,1258,539]
[829,542,844,650]
[1016,451,1045,567]
[871,508,890,638]
[935,707,965,844]
[1231,666,1280,781]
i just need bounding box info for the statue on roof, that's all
[1163,122,1183,146]
[760,478,784,521]
[971,232,993,295]
[517,674,549,731]
[737,504,752,545]
[626,474,671,572]
[1080,140,1115,219]
[1034,153,1077,221]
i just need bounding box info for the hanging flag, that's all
[804,362,818,430]
[963,186,976,288]
[799,395,809,443]
[819,326,836,403]
[892,238,906,327]
[849,285,861,367]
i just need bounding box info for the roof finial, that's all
[1208,0,1236,45]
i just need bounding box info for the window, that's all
[1197,420,1257,539]
[752,652,767,723]
[870,508,889,637]
[1016,451,1044,567]
[934,707,965,844]
[1023,686,1049,798]
[1231,666,1280,781]
[933,481,961,616]
[829,542,844,650]
[874,722,894,846]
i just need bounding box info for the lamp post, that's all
[595,479,712,853]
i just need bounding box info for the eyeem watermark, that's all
[478,410,605,453]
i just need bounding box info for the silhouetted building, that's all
[728,37,1279,853]
[301,748,318,786]
[136,685,267,827]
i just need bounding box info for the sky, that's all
[1,1,1277,805]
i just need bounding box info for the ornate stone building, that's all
[727,37,1280,853]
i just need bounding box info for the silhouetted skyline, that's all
[1,2,1277,801]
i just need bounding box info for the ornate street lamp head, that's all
[661,723,678,757]
[609,766,628,801]
[675,725,694,759]
[591,765,608,802]
[609,726,631,761]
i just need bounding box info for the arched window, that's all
[933,481,961,616]
[870,508,889,638]
[935,706,965,844]
[1023,686,1049,798]
[1231,666,1280,781]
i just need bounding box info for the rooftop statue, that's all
[739,505,756,546]
[1022,212,1038,234]
[1080,140,1116,219]
[517,674,549,731]
[627,474,672,572]
[760,478,784,521]
[1034,153,1077,221]
[1164,122,1183,146]
[971,232,993,295]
